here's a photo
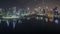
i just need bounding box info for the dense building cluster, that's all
[0,6,59,29]
[0,6,59,16]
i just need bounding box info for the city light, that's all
[40,17,43,20]
[27,17,30,20]
[18,20,22,24]
[0,19,1,23]
[45,18,48,22]
[13,21,16,28]
[0,6,59,29]
[27,7,29,10]
[12,19,17,28]
[55,19,59,24]
[6,20,9,27]
[0,0,60,32]
[36,17,39,20]
[38,7,41,9]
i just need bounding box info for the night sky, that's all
[0,0,60,9]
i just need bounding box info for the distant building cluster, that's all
[0,6,59,28]
[0,6,59,17]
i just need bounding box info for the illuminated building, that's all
[7,8,12,16]
[0,8,3,23]
[27,7,30,13]
[12,7,16,16]
[42,9,45,15]
[53,7,59,18]
[45,7,49,14]
[39,9,44,15]
[16,9,21,16]
[17,9,22,16]
[46,8,55,22]
[0,8,3,18]
[53,7,59,24]
[55,19,59,24]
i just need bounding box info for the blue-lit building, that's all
[53,7,58,18]
[53,7,59,24]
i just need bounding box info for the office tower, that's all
[17,9,22,16]
[0,8,3,18]
[53,7,59,24]
[53,7,58,14]
[0,8,3,23]
[42,9,45,14]
[6,8,11,16]
[26,7,30,13]
[45,7,49,14]
[12,7,16,15]
[53,7,58,18]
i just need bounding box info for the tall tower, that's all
[0,8,3,19]
[53,7,58,18]
[17,9,22,16]
[12,7,16,16]
[0,8,2,16]
[27,7,30,13]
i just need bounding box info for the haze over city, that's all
[0,0,60,8]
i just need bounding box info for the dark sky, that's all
[0,0,60,8]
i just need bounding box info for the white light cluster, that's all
[36,17,39,20]
[45,18,48,22]
[0,19,1,23]
[55,19,59,24]
[40,17,43,20]
[6,20,9,27]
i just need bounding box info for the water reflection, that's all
[55,19,59,24]
[0,19,1,23]
[18,20,22,24]
[6,20,9,27]
[12,19,16,28]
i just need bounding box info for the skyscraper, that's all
[17,9,22,16]
[12,7,16,15]
[53,7,58,18]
